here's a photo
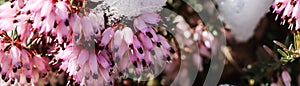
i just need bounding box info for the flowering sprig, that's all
[0,0,182,85]
[272,0,300,30]
[266,0,300,85]
[271,0,300,61]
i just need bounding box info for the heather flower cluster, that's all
[270,0,298,85]
[272,0,300,30]
[173,15,213,71]
[0,0,179,85]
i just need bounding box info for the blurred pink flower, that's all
[281,70,291,86]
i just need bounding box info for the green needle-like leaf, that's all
[277,49,288,57]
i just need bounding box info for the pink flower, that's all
[0,45,49,85]
[272,0,300,29]
[53,44,112,85]
[0,0,174,85]
[281,70,291,86]
[0,0,71,44]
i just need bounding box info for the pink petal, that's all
[100,28,114,47]
[81,17,94,41]
[153,47,164,59]
[29,0,43,12]
[138,32,154,50]
[274,0,289,14]
[88,13,101,29]
[97,53,110,68]
[88,53,99,78]
[77,49,89,68]
[122,27,134,45]
[21,49,31,70]
[1,55,11,73]
[33,55,47,72]
[10,46,20,59]
[157,35,171,50]
[115,41,128,57]
[143,50,152,66]
[133,36,145,60]
[60,62,68,71]
[134,17,148,31]
[281,2,293,19]
[99,67,111,83]
[32,70,39,84]
[55,2,68,19]
[281,70,291,86]
[113,30,123,49]
[140,12,161,25]
[16,0,25,9]
[40,1,52,17]
[292,1,300,19]
[146,27,159,42]
[69,14,81,35]
[68,57,78,75]
[129,51,138,65]
[45,12,56,33]
[117,52,130,71]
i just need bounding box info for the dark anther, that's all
[291,1,297,6]
[27,20,33,24]
[157,42,162,47]
[26,11,31,15]
[169,48,175,54]
[12,67,17,73]
[41,16,45,21]
[58,69,64,74]
[138,48,144,54]
[10,78,15,84]
[114,48,119,52]
[16,11,20,16]
[146,32,153,38]
[57,59,63,63]
[166,56,171,61]
[92,73,98,79]
[74,35,79,41]
[13,20,18,23]
[64,19,69,26]
[133,61,138,68]
[288,17,296,24]
[52,68,59,72]
[119,72,123,76]
[26,66,30,70]
[110,61,115,67]
[53,21,58,28]
[4,78,9,82]
[110,68,113,73]
[10,4,14,8]
[150,50,155,55]
[129,44,134,49]
[142,59,147,67]
[99,46,105,50]
[17,63,22,69]
[26,77,31,83]
[109,81,113,85]
[277,2,282,8]
[10,0,15,3]
[75,82,80,86]
[42,72,47,78]
[1,73,6,80]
